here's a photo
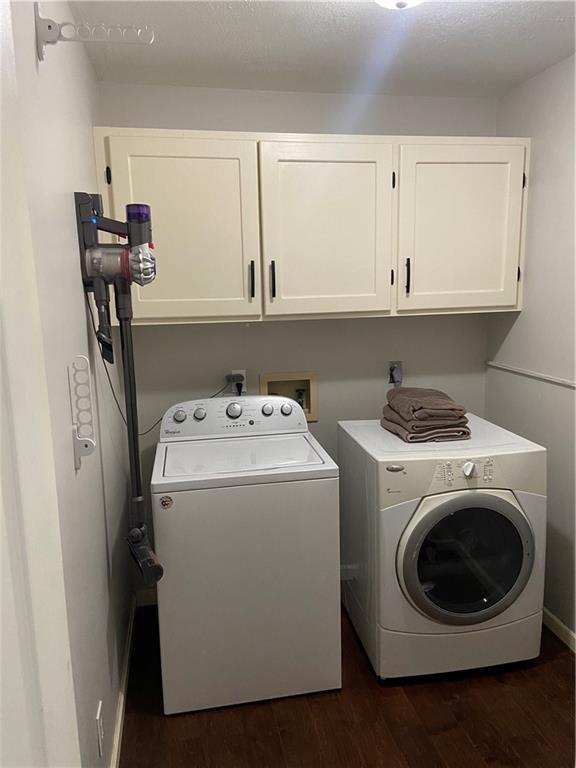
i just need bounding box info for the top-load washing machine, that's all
[151,396,341,714]
[338,414,546,679]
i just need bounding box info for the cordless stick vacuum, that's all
[75,192,163,587]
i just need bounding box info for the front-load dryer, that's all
[151,396,341,714]
[338,414,546,679]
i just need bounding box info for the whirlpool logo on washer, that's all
[159,495,174,509]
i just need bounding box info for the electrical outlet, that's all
[96,700,104,759]
[389,360,403,386]
[231,369,247,395]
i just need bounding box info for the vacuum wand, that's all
[115,279,163,587]
[75,193,163,587]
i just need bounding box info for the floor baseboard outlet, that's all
[110,598,136,768]
[543,607,575,652]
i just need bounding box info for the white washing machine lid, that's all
[338,414,545,460]
[151,433,338,492]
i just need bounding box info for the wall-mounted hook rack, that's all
[67,355,96,471]
[34,2,155,61]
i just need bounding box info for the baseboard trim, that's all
[543,607,576,652]
[110,598,136,768]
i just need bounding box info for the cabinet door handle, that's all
[249,260,255,299]
[270,260,277,299]
[405,258,411,295]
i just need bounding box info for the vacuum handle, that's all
[93,278,114,363]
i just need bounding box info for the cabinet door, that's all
[259,142,394,316]
[397,144,525,311]
[108,136,261,320]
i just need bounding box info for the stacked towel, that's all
[381,387,470,443]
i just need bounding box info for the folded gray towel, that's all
[381,417,471,443]
[382,405,469,433]
[387,387,466,422]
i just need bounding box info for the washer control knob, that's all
[173,409,187,423]
[462,461,476,478]
[262,403,274,416]
[193,407,206,421]
[280,402,293,416]
[226,402,243,419]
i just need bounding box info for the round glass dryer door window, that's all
[399,492,534,625]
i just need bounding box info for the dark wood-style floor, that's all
[120,607,574,768]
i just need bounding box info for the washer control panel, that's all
[160,396,308,441]
[434,456,495,488]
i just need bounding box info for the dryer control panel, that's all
[377,449,546,507]
[159,396,308,442]
[434,457,495,488]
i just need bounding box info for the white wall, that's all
[134,315,488,493]
[487,55,575,636]
[1,4,80,763]
[95,81,498,136]
[9,2,131,765]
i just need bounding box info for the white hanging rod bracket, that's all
[34,3,155,61]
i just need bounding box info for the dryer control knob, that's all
[280,402,293,416]
[226,402,243,419]
[262,403,274,416]
[462,461,476,478]
[173,409,187,423]
[193,407,206,421]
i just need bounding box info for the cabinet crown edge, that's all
[93,126,530,147]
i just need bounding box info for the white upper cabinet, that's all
[397,144,525,312]
[259,141,395,316]
[97,130,528,323]
[107,136,261,320]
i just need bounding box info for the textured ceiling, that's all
[71,1,575,96]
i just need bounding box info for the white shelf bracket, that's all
[34,2,155,62]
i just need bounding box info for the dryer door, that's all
[397,490,534,625]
